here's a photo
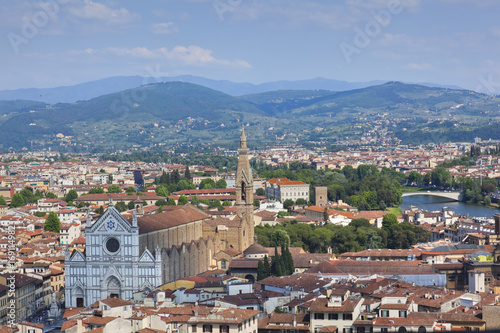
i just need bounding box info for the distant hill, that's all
[1,81,499,152]
[0,75,463,104]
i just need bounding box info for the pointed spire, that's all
[240,125,247,149]
[108,195,113,207]
[132,210,138,227]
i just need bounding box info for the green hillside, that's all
[1,81,500,152]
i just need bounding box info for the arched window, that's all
[418,326,426,333]
[241,182,246,201]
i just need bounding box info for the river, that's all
[399,194,500,218]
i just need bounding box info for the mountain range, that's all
[0,75,463,104]
[0,80,499,153]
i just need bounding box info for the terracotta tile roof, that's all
[260,274,332,292]
[61,319,77,332]
[136,205,208,234]
[63,307,85,319]
[306,297,362,313]
[18,322,44,329]
[100,298,132,307]
[268,178,307,186]
[85,316,117,326]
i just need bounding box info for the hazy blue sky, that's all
[1,0,500,92]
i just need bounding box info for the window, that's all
[192,324,197,332]
[343,314,353,321]
[220,260,227,269]
[399,310,407,318]
[328,313,338,320]
[314,313,324,320]
[380,310,389,318]
[220,325,229,333]
[203,325,213,333]
[381,329,388,333]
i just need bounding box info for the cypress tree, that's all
[160,171,169,184]
[257,260,265,281]
[263,255,271,278]
[271,246,281,276]
[185,165,191,180]
[284,245,294,275]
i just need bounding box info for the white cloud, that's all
[66,0,139,25]
[66,45,252,68]
[404,62,434,70]
[151,22,178,34]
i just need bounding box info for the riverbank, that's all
[399,193,499,218]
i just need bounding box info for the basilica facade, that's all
[65,128,255,307]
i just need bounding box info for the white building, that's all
[265,178,309,202]
[65,201,162,307]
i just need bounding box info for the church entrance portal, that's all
[107,276,122,299]
[76,298,84,307]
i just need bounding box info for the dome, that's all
[243,243,267,255]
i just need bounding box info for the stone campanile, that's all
[235,126,254,251]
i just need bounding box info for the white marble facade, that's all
[65,201,161,307]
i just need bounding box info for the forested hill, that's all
[1,81,500,152]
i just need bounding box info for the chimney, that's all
[194,301,199,317]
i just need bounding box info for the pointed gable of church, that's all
[88,205,132,234]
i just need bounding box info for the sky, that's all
[1,0,500,93]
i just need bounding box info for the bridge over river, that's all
[401,191,462,201]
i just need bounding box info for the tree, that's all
[95,206,104,215]
[482,182,497,194]
[0,196,6,206]
[155,199,168,206]
[10,193,25,208]
[184,165,191,180]
[199,178,216,190]
[271,247,283,276]
[283,199,294,210]
[44,212,61,233]
[178,195,189,205]
[177,179,196,191]
[271,229,290,248]
[282,245,294,275]
[407,171,423,185]
[156,185,170,197]
[209,199,222,209]
[107,184,123,193]
[223,200,232,206]
[171,169,181,184]
[115,201,127,212]
[323,207,330,223]
[88,187,105,194]
[166,198,176,206]
[216,179,227,189]
[484,195,492,206]
[127,201,135,210]
[65,190,78,202]
[20,188,34,204]
[46,192,57,199]
[108,174,113,184]
[263,255,271,277]
[257,260,266,281]
[191,195,200,207]
[126,186,136,195]
[382,213,398,229]
[431,167,452,188]
[253,199,260,207]
[159,171,170,184]
[256,188,265,196]
[295,198,307,205]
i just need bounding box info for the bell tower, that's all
[235,126,254,251]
